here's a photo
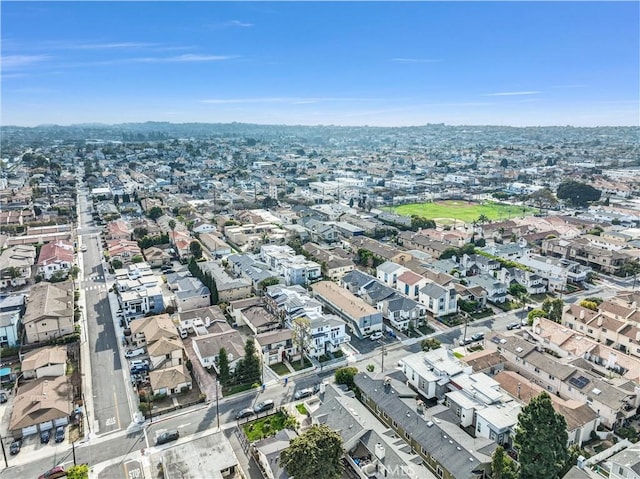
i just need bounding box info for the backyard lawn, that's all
[388,200,536,224]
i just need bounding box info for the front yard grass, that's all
[270,362,291,376]
[242,411,289,441]
[290,357,313,371]
[295,404,308,415]
[223,382,256,396]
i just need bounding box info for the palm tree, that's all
[477,214,489,226]
[168,219,176,246]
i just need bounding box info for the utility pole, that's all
[0,436,7,468]
[148,393,153,423]
[462,312,469,344]
[379,340,386,372]
[72,440,77,465]
[215,380,220,429]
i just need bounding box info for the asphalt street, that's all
[78,190,132,436]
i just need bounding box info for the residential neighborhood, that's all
[0,122,639,479]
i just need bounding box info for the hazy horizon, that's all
[2,2,639,128]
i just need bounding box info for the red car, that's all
[38,466,66,479]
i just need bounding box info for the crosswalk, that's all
[81,276,107,291]
[84,284,107,291]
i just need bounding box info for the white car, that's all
[370,331,383,341]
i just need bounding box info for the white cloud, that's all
[200,97,389,105]
[227,20,253,28]
[484,91,541,97]
[72,42,159,50]
[1,54,50,69]
[155,54,232,63]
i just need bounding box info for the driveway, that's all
[182,337,218,400]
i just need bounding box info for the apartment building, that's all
[311,280,383,339]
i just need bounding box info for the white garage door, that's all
[21,425,37,437]
[53,417,68,427]
[39,421,53,432]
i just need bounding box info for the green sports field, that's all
[388,200,535,224]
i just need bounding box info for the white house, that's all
[418,282,458,318]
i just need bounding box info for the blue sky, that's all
[2,1,639,127]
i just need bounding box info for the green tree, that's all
[66,464,90,479]
[584,297,604,306]
[542,298,564,323]
[168,218,176,244]
[335,366,359,390]
[500,158,509,168]
[514,391,569,479]
[111,259,123,270]
[410,215,436,231]
[556,181,602,207]
[508,283,528,297]
[147,206,163,220]
[217,347,231,386]
[491,445,519,479]
[528,188,558,210]
[620,260,640,287]
[133,226,148,239]
[280,424,344,479]
[189,240,203,259]
[421,338,441,351]
[5,266,22,279]
[258,276,281,293]
[579,300,599,311]
[527,308,548,325]
[292,316,311,368]
[477,214,490,226]
[235,339,261,385]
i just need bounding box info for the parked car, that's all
[125,348,145,359]
[254,400,275,414]
[470,332,485,342]
[129,359,149,368]
[9,439,21,455]
[155,429,179,445]
[506,322,521,330]
[54,426,65,443]
[38,466,66,479]
[294,388,314,400]
[235,408,255,420]
[40,429,51,444]
[0,392,7,403]
[369,331,383,341]
[130,365,150,375]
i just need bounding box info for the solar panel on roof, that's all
[568,375,589,389]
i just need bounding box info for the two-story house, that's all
[418,282,458,318]
[37,241,74,281]
[22,281,75,344]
